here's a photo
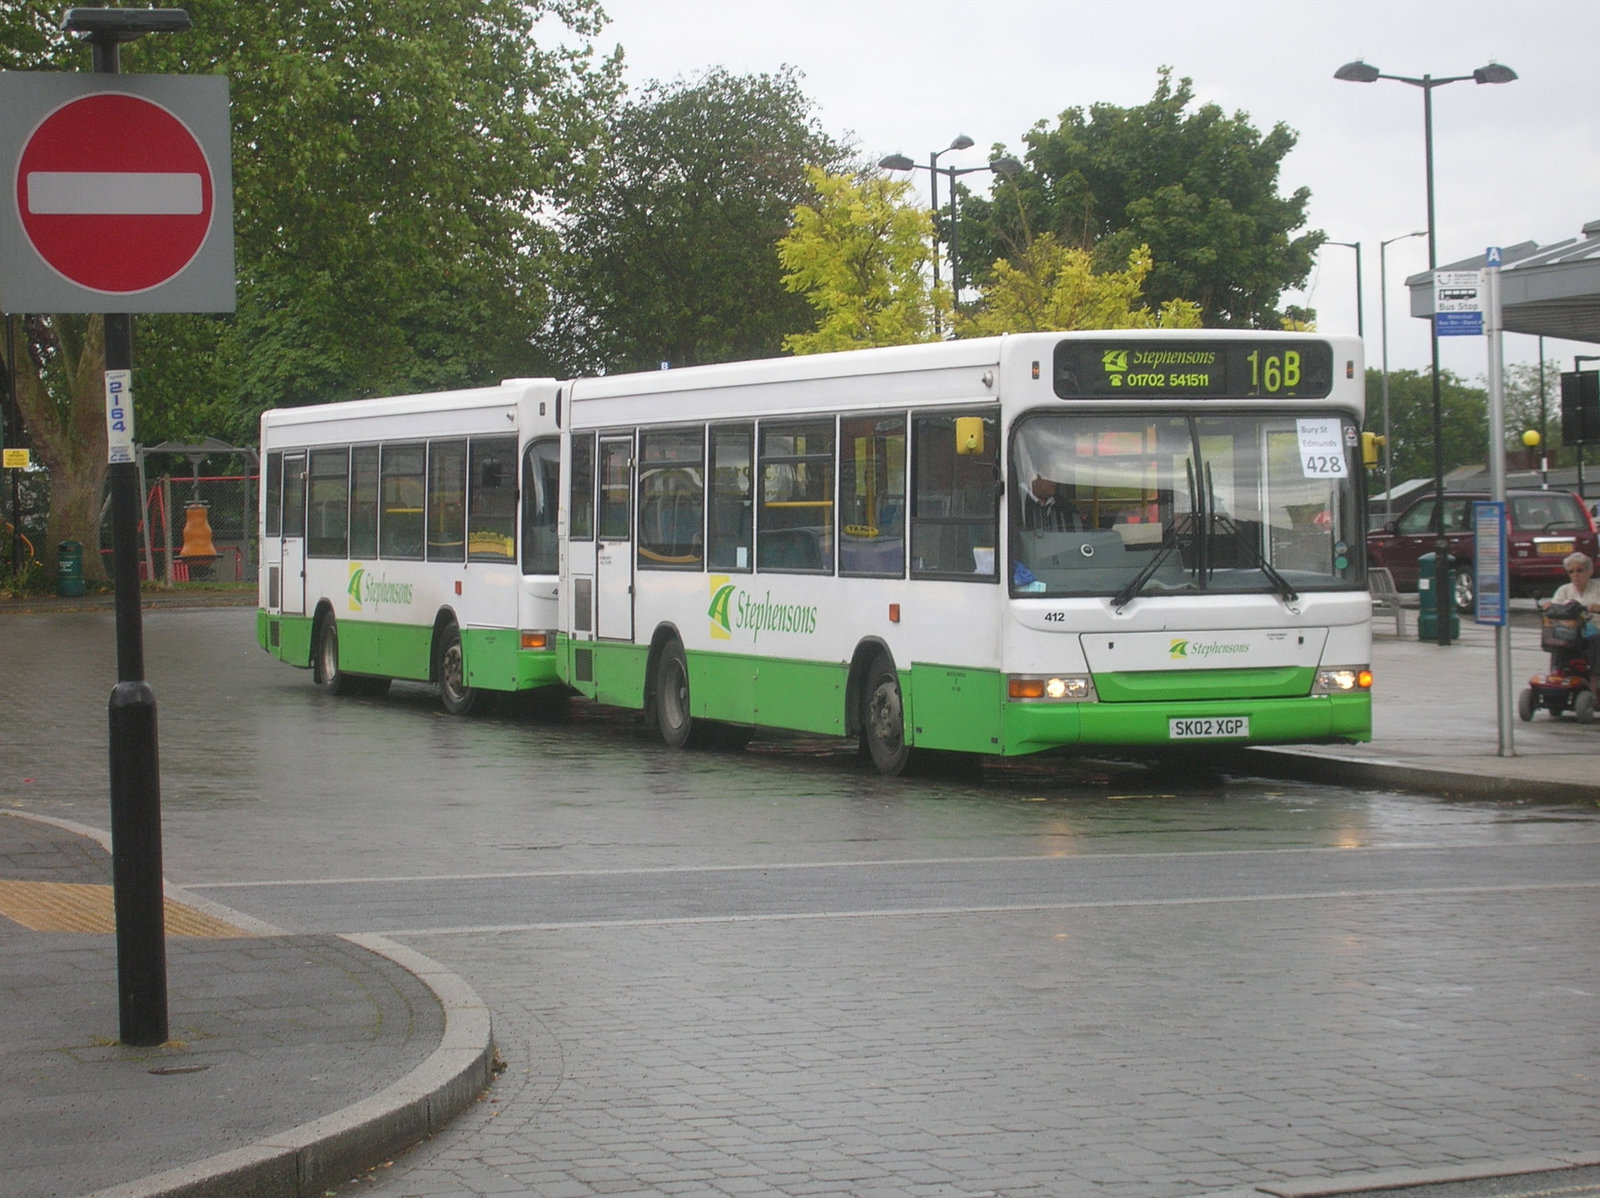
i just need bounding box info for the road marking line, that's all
[184,840,1600,891]
[373,880,1600,938]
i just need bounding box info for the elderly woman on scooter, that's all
[1549,552,1600,692]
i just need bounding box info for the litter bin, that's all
[56,540,85,598]
[1416,551,1459,640]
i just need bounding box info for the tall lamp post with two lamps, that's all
[1334,57,1517,645]
[878,140,1021,335]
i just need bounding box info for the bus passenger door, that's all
[278,451,306,616]
[595,437,634,641]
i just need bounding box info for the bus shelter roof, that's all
[1406,218,1600,345]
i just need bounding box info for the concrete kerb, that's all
[1219,1151,1600,1197]
[81,937,493,1198]
[1243,745,1600,803]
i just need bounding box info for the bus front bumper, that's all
[999,693,1372,755]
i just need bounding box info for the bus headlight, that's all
[1312,666,1373,694]
[1008,674,1096,702]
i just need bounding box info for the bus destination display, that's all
[1053,340,1335,400]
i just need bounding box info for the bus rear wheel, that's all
[655,639,699,749]
[436,621,479,716]
[862,651,911,776]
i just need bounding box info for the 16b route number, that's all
[1245,349,1301,394]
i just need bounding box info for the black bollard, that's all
[108,680,168,1046]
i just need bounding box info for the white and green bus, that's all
[257,380,564,713]
[558,331,1372,773]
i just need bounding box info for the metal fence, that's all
[122,467,259,583]
[1,445,259,586]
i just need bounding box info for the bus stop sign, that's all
[0,73,234,313]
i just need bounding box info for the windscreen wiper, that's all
[1205,463,1298,604]
[1110,459,1198,612]
[1110,534,1182,611]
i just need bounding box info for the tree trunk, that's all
[6,314,114,582]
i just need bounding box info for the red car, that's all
[1367,489,1598,611]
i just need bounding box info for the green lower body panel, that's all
[551,635,1372,755]
[258,611,314,668]
[461,627,559,693]
[257,610,557,693]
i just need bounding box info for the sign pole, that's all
[1483,247,1514,757]
[75,12,176,1049]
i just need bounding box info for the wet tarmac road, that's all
[4,607,1598,1197]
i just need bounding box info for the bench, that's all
[1370,566,1407,635]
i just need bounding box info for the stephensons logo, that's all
[1103,348,1218,388]
[347,564,415,612]
[708,576,819,643]
[1170,637,1250,660]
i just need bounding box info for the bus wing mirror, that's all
[955,417,985,455]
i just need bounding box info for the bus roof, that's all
[565,331,1362,428]
[259,379,560,448]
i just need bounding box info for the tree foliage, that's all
[551,67,846,374]
[1366,368,1487,487]
[957,236,1201,337]
[778,169,943,355]
[957,68,1322,329]
[0,0,618,576]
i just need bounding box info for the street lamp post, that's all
[1335,57,1517,646]
[878,144,1022,334]
[1379,230,1427,522]
[1325,240,1364,339]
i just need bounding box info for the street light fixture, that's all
[1323,240,1363,338]
[878,141,1023,335]
[1379,230,1427,522]
[1335,57,1517,646]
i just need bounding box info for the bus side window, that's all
[637,427,704,570]
[380,443,425,559]
[708,425,752,572]
[839,412,906,577]
[468,435,518,561]
[758,419,834,573]
[569,434,596,541]
[282,453,306,540]
[306,447,350,558]
[910,411,999,579]
[428,440,467,562]
[350,445,379,558]
[264,451,283,538]
[522,438,560,575]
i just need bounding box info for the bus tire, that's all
[313,612,355,696]
[436,620,479,716]
[655,638,699,749]
[862,650,911,776]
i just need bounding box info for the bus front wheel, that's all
[655,639,698,749]
[314,613,355,696]
[436,621,479,716]
[862,651,910,776]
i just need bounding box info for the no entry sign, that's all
[0,73,234,314]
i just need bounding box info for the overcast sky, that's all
[594,0,1598,385]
